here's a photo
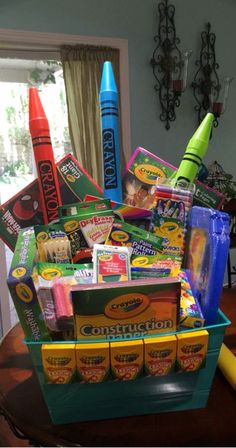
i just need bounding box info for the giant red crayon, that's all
[29,87,61,223]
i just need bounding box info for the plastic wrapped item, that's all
[184,206,230,325]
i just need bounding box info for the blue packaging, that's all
[184,206,230,325]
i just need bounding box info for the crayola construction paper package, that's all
[72,277,181,341]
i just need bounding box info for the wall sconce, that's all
[150,0,192,130]
[192,22,233,127]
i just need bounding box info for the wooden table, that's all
[1,289,236,447]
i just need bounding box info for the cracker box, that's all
[41,343,76,384]
[110,340,143,380]
[176,330,209,372]
[76,342,110,383]
[0,153,102,251]
[144,335,177,376]
[122,147,225,211]
[72,277,181,340]
[7,227,51,341]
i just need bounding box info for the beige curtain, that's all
[60,44,122,187]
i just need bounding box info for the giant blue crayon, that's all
[99,61,123,203]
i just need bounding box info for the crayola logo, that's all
[114,353,139,363]
[41,267,62,281]
[111,230,129,242]
[134,164,166,185]
[46,356,71,366]
[12,267,27,279]
[66,174,76,183]
[15,283,33,303]
[182,344,204,354]
[148,349,172,359]
[80,356,105,365]
[64,220,79,232]
[105,293,150,319]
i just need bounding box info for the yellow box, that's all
[76,342,110,383]
[41,343,76,383]
[176,330,209,372]
[144,335,177,376]
[110,340,143,381]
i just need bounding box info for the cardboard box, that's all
[72,277,181,340]
[7,227,51,341]
[122,147,225,211]
[0,153,102,251]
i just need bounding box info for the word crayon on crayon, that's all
[29,87,62,223]
[99,61,123,203]
[173,113,214,187]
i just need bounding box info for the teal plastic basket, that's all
[26,309,230,425]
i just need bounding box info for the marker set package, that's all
[35,223,72,264]
[59,199,114,263]
[122,147,225,212]
[150,183,194,260]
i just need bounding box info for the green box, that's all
[7,227,51,342]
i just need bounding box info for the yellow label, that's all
[12,267,26,278]
[36,231,49,243]
[76,343,109,383]
[144,335,176,376]
[66,174,76,183]
[134,164,166,185]
[110,340,143,380]
[64,220,79,232]
[41,344,76,384]
[111,230,129,243]
[16,282,33,303]
[176,330,208,372]
[41,267,62,281]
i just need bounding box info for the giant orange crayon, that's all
[29,87,61,223]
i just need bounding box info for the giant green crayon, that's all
[174,113,214,187]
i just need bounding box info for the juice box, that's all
[72,277,181,340]
[110,340,143,381]
[41,343,76,384]
[76,342,110,383]
[176,330,209,372]
[144,335,177,376]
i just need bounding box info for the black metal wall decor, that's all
[192,22,233,128]
[150,0,191,130]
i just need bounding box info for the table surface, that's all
[1,289,236,447]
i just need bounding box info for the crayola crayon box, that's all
[76,342,110,383]
[110,340,143,381]
[144,335,177,376]
[7,227,51,341]
[176,330,209,372]
[122,147,225,211]
[0,153,103,251]
[72,277,181,340]
[41,343,76,383]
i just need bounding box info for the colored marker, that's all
[173,113,214,187]
[99,61,123,203]
[29,87,61,224]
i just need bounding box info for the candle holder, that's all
[150,0,191,130]
[192,22,233,128]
